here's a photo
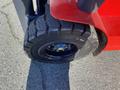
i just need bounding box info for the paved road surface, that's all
[0,1,120,90]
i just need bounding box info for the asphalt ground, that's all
[0,1,120,90]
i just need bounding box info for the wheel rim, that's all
[38,42,78,57]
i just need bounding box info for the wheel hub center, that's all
[44,42,78,56]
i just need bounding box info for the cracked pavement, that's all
[0,1,30,90]
[0,0,120,90]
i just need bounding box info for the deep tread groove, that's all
[82,25,91,38]
[58,20,62,33]
[44,14,49,34]
[60,21,73,31]
[71,23,74,33]
[36,15,46,36]
[28,20,36,41]
[81,24,87,36]
[45,5,60,32]
[74,23,84,35]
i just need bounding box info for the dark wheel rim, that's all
[38,42,78,57]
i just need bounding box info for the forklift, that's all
[13,0,120,63]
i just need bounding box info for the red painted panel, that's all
[99,0,120,16]
[50,0,120,50]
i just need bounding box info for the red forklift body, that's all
[50,0,120,50]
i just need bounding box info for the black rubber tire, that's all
[24,5,91,63]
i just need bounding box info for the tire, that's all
[24,5,93,63]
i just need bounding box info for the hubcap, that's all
[45,42,78,56]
